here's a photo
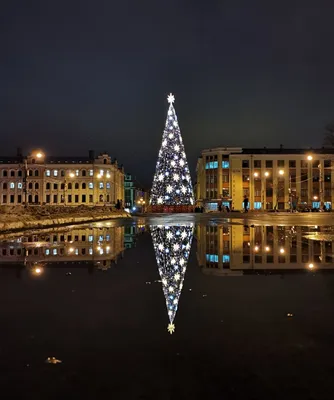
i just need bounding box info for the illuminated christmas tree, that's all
[150,224,194,334]
[150,93,194,208]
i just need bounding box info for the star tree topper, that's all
[167,93,175,104]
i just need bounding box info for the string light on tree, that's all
[150,93,195,208]
[150,224,194,334]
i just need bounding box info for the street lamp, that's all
[137,197,146,213]
[278,169,284,176]
[307,155,313,161]
[261,171,270,210]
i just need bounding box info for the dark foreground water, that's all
[1,217,334,399]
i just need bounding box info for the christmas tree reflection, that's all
[150,224,194,334]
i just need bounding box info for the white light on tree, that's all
[150,224,194,334]
[150,93,194,206]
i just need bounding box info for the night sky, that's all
[2,0,334,186]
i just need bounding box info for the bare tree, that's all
[324,123,334,147]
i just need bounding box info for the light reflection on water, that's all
[1,220,334,398]
[0,222,333,274]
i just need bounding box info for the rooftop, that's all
[201,147,334,156]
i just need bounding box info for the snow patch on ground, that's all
[0,205,129,232]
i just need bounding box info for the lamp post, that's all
[137,197,146,213]
[274,169,285,210]
[97,172,107,204]
[23,150,45,207]
[318,163,323,210]
[260,171,269,210]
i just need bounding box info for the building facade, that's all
[196,224,334,276]
[196,147,334,211]
[0,149,124,206]
[124,173,149,212]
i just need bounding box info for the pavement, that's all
[136,211,334,226]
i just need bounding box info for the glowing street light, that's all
[307,155,313,161]
[36,152,44,159]
[279,247,285,254]
[264,171,269,177]
[278,169,284,176]
[31,264,44,276]
[254,245,259,252]
[69,172,75,178]
[265,246,270,252]
[253,172,259,178]
[308,263,314,269]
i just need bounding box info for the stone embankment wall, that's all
[0,205,130,232]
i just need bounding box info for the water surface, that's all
[1,217,334,399]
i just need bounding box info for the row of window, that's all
[205,159,333,169]
[1,194,111,204]
[21,233,112,243]
[1,168,113,178]
[205,254,230,263]
[205,161,230,169]
[1,247,110,256]
[1,182,112,190]
[242,254,331,263]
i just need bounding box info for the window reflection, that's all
[196,224,334,275]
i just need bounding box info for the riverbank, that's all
[0,205,130,232]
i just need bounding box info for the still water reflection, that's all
[1,220,334,397]
[1,221,333,331]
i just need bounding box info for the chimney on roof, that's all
[280,144,283,150]
[17,147,22,157]
[89,150,95,160]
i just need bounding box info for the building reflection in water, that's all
[151,224,194,334]
[0,223,126,273]
[197,224,334,275]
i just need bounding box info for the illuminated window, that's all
[206,254,218,262]
[222,255,230,263]
[100,169,104,176]
[88,235,93,242]
[52,249,57,255]
[45,249,50,255]
[53,170,58,176]
[75,249,79,255]
[89,170,93,176]
[254,202,262,209]
[89,248,93,255]
[76,170,79,176]
[222,161,230,168]
[46,170,51,176]
[18,183,22,189]
[89,182,93,189]
[10,182,15,189]
[205,161,218,169]
[99,182,104,189]
[106,182,111,189]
